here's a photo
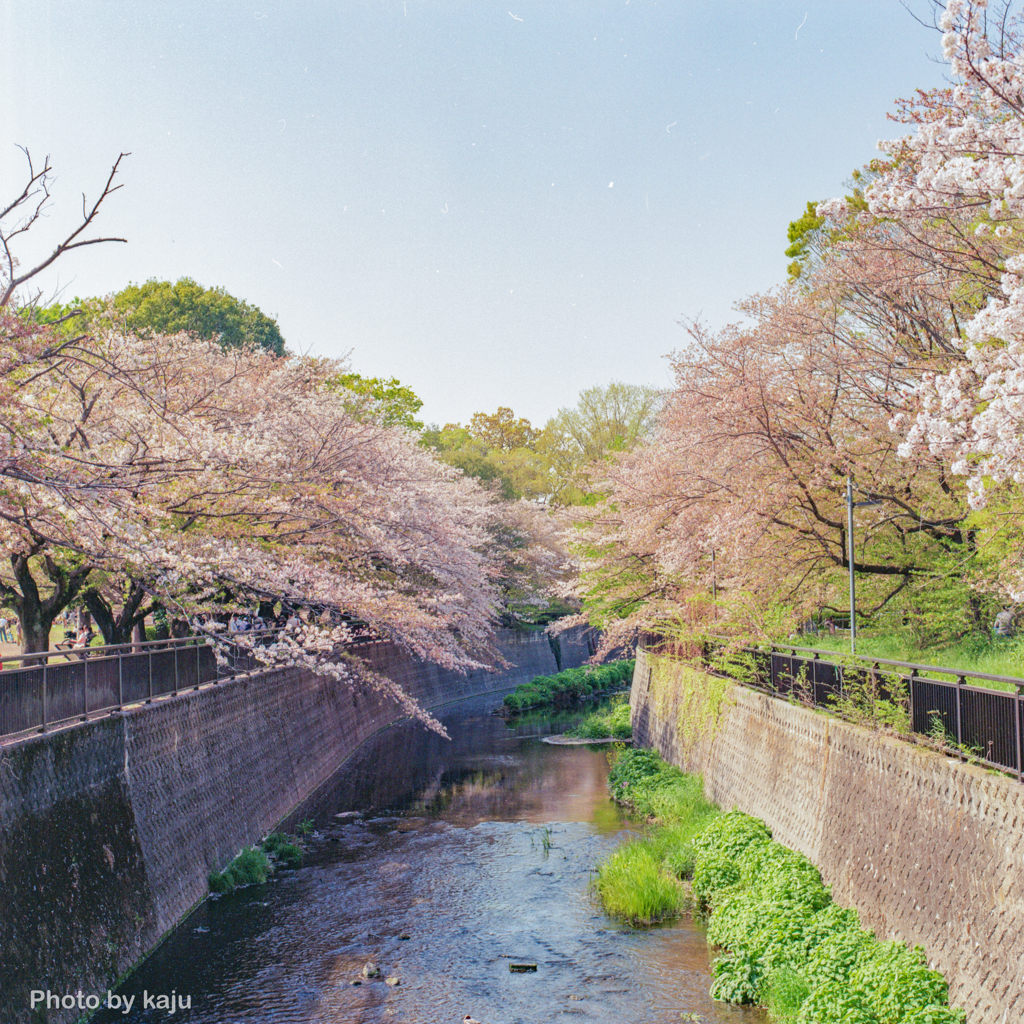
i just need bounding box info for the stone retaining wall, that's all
[630,648,1024,1024]
[0,627,588,1024]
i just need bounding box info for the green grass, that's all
[209,846,269,893]
[565,695,632,739]
[791,633,1024,689]
[595,748,965,1024]
[209,832,304,893]
[592,752,719,926]
[593,841,683,925]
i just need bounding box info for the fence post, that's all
[147,648,153,703]
[82,651,89,722]
[195,640,201,689]
[172,642,179,697]
[118,650,123,710]
[907,670,915,735]
[1015,685,1022,784]
[40,659,47,733]
[872,663,881,727]
[955,674,964,752]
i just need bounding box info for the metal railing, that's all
[0,627,392,741]
[643,637,1024,783]
[0,635,221,739]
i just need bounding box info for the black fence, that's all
[644,638,1024,783]
[0,628,392,741]
[0,629,286,738]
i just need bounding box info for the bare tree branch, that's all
[0,149,129,308]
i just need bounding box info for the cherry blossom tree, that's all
[570,239,988,650]
[820,2,1024,529]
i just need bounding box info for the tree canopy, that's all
[111,277,286,356]
[568,3,1024,654]
[327,372,424,431]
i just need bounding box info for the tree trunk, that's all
[2,548,93,656]
[18,604,51,656]
[83,580,152,647]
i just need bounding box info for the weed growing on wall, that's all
[596,748,966,1024]
[647,653,732,755]
[501,659,634,713]
[824,658,911,736]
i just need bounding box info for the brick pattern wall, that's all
[0,627,588,1024]
[630,649,1024,1024]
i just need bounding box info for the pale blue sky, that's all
[1,1,947,426]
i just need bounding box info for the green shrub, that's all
[566,696,632,739]
[899,1007,967,1024]
[709,949,765,1004]
[208,870,233,894]
[796,980,879,1024]
[851,940,951,1024]
[793,902,862,961]
[262,832,287,853]
[262,832,304,868]
[228,846,269,885]
[691,853,741,910]
[209,845,270,893]
[596,748,962,1024]
[692,809,772,857]
[742,844,830,911]
[607,747,670,804]
[208,833,304,894]
[805,926,878,987]
[502,659,635,712]
[706,889,765,950]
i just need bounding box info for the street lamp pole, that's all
[847,476,856,655]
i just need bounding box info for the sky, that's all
[1,1,950,428]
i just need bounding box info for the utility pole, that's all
[847,476,856,655]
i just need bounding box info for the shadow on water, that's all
[91,693,767,1024]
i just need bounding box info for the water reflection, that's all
[92,695,766,1024]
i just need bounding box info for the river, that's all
[91,694,767,1024]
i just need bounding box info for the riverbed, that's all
[91,694,766,1024]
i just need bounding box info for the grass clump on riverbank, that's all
[596,748,965,1024]
[208,832,304,894]
[502,659,634,713]
[565,695,632,739]
[592,750,718,924]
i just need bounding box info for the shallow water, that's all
[92,695,766,1024]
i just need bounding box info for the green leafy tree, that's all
[539,382,664,503]
[547,382,662,461]
[423,424,525,499]
[785,201,826,282]
[111,277,286,355]
[424,415,547,500]
[468,407,541,451]
[330,372,424,431]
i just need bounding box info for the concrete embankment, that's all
[630,648,1024,1024]
[0,627,593,1024]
